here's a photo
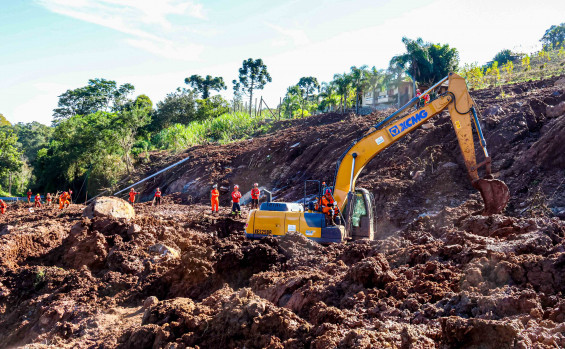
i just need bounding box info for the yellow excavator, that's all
[245,73,510,242]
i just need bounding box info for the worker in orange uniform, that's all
[210,184,220,214]
[59,192,70,209]
[154,188,162,206]
[250,183,260,210]
[321,189,338,225]
[128,188,140,206]
[27,189,32,203]
[46,193,52,206]
[231,185,242,218]
[0,199,6,214]
[34,193,42,208]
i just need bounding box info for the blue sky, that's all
[1,0,564,125]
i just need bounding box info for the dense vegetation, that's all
[1,24,564,199]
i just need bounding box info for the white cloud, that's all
[266,23,309,47]
[35,0,206,60]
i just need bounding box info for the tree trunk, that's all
[8,172,12,196]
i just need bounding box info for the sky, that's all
[1,0,564,125]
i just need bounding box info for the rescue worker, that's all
[68,189,73,204]
[211,184,219,214]
[0,199,6,214]
[250,183,260,210]
[231,185,242,218]
[154,188,162,206]
[321,189,337,225]
[27,189,32,203]
[46,193,52,206]
[34,193,42,208]
[59,191,70,209]
[128,188,140,206]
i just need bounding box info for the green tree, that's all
[491,49,515,66]
[233,58,272,115]
[195,95,230,120]
[282,85,303,118]
[367,67,387,107]
[113,106,151,174]
[184,75,227,99]
[540,23,565,49]
[52,78,135,125]
[390,37,459,85]
[332,73,352,113]
[460,63,485,90]
[521,55,531,71]
[349,65,371,112]
[0,113,10,126]
[485,61,500,87]
[148,88,198,132]
[0,127,23,178]
[318,82,340,112]
[297,77,320,102]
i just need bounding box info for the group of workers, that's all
[210,183,261,217]
[0,189,73,215]
[127,187,161,206]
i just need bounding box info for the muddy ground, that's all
[1,76,565,348]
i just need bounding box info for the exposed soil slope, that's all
[1,76,565,348]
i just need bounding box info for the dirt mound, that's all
[2,76,565,348]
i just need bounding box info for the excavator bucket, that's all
[473,178,510,215]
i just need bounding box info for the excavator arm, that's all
[332,73,509,216]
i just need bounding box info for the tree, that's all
[184,75,227,99]
[52,78,135,125]
[318,82,340,112]
[390,37,459,85]
[0,127,23,179]
[148,88,198,132]
[332,73,352,113]
[540,23,565,49]
[233,58,272,115]
[113,106,151,174]
[297,77,320,102]
[13,122,53,164]
[367,67,386,107]
[282,85,303,118]
[0,113,10,126]
[349,66,371,112]
[492,49,515,66]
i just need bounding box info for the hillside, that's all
[1,75,565,348]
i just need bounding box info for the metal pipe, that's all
[471,107,489,157]
[113,156,191,196]
[349,153,357,192]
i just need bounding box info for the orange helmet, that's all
[325,189,332,196]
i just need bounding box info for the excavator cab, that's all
[343,189,376,240]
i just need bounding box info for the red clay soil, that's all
[1,76,565,348]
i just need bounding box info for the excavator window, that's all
[351,193,367,227]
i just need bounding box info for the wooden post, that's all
[8,172,12,196]
[259,97,263,117]
[279,97,282,120]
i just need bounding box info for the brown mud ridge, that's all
[1,76,565,348]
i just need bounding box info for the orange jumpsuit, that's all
[59,192,70,209]
[0,200,6,214]
[27,191,32,203]
[34,194,42,208]
[211,188,219,212]
[46,194,52,206]
[129,191,139,204]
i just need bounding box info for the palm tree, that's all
[367,67,386,108]
[349,65,371,113]
[318,82,339,112]
[332,73,352,113]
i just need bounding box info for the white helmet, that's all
[234,184,239,189]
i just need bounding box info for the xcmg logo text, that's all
[388,110,428,137]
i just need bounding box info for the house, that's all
[361,81,415,110]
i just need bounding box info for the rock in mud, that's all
[83,196,135,220]
[148,243,180,259]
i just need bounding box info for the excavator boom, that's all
[333,73,509,215]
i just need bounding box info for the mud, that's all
[1,76,565,348]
